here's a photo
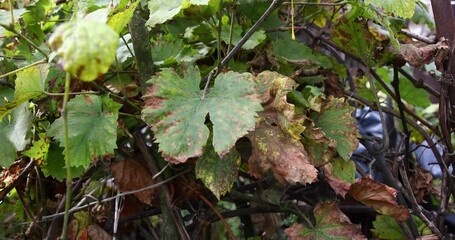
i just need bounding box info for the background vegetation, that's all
[0,0,453,239]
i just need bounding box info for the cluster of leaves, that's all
[0,0,448,239]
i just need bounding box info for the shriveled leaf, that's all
[313,97,359,160]
[348,177,410,221]
[107,1,140,33]
[247,113,317,185]
[48,95,121,167]
[142,66,262,163]
[111,158,157,205]
[323,159,355,197]
[0,160,27,191]
[0,65,48,121]
[23,134,50,166]
[371,215,406,240]
[0,103,33,167]
[400,40,449,71]
[146,0,184,28]
[196,140,240,199]
[49,20,119,81]
[410,167,437,203]
[285,202,366,240]
[364,0,416,19]
[254,71,306,139]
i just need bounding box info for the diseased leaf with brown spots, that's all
[285,202,366,240]
[247,112,317,185]
[111,158,157,205]
[348,177,410,221]
[142,66,262,163]
[400,40,449,71]
[410,167,438,204]
[196,139,240,200]
[312,97,359,161]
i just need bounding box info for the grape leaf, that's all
[371,215,406,240]
[0,65,48,121]
[196,139,240,200]
[348,177,410,222]
[42,143,85,181]
[323,159,356,197]
[146,0,184,28]
[0,9,26,37]
[364,0,416,19]
[49,20,119,81]
[142,66,262,163]
[23,133,50,166]
[313,97,359,161]
[107,1,140,33]
[247,113,317,185]
[285,202,365,240]
[0,102,33,167]
[48,95,121,167]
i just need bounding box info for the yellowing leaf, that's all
[0,64,48,121]
[107,1,140,33]
[142,66,262,163]
[285,202,366,240]
[247,112,317,185]
[23,134,50,166]
[48,95,121,167]
[49,20,119,81]
[196,140,240,200]
[364,0,416,19]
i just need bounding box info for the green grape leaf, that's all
[142,66,262,163]
[313,97,359,161]
[107,1,140,33]
[23,133,50,166]
[285,202,365,240]
[146,0,184,28]
[196,139,240,200]
[49,20,119,82]
[272,34,345,76]
[0,65,48,121]
[42,143,85,181]
[323,159,356,197]
[243,30,266,50]
[247,114,317,185]
[364,0,416,19]
[0,103,33,167]
[47,95,121,167]
[302,124,337,165]
[371,215,405,240]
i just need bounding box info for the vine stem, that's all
[8,0,14,26]
[202,0,284,98]
[0,24,49,60]
[60,72,72,240]
[0,58,47,79]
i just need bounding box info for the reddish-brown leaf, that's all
[285,202,366,240]
[400,39,449,71]
[111,158,157,205]
[348,177,410,221]
[410,167,438,203]
[86,224,112,240]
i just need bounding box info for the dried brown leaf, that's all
[400,39,449,70]
[111,158,157,205]
[348,177,410,221]
[410,167,438,203]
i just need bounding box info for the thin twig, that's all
[0,59,47,79]
[0,24,49,59]
[283,1,347,6]
[400,29,436,44]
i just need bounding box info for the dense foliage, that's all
[0,0,453,239]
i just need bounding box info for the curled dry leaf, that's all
[348,177,410,222]
[400,39,449,71]
[111,158,157,205]
[247,112,317,185]
[410,167,438,203]
[285,202,366,240]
